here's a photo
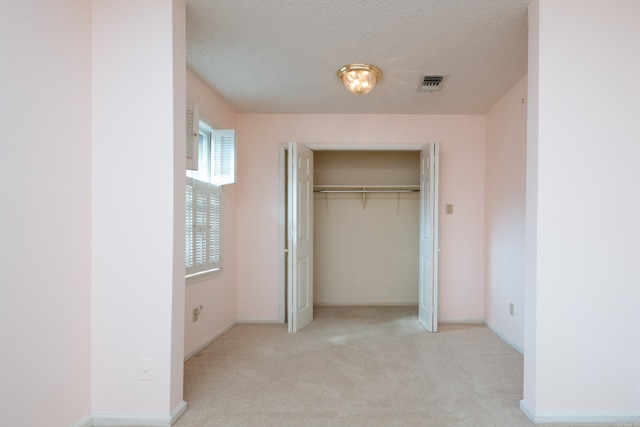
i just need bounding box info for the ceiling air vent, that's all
[418,75,447,92]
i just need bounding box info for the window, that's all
[188,121,236,185]
[185,103,236,281]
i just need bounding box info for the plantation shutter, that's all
[208,184,221,265]
[212,129,236,185]
[186,100,199,170]
[194,179,207,268]
[185,178,194,269]
[186,177,221,276]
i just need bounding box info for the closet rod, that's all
[314,189,419,193]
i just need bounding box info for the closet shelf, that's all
[314,185,420,211]
[313,184,420,193]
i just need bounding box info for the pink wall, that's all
[484,76,528,352]
[0,1,92,426]
[523,0,640,421]
[184,69,238,358]
[236,114,486,322]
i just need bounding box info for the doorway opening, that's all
[280,143,440,333]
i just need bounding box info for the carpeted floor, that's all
[174,306,633,427]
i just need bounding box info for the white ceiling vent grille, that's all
[418,75,447,92]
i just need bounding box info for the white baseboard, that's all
[520,400,640,424]
[184,321,237,361]
[70,414,93,427]
[92,400,187,427]
[484,321,524,355]
[519,399,535,422]
[236,319,283,324]
[439,318,484,324]
[171,401,188,425]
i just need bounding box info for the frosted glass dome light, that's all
[337,64,383,95]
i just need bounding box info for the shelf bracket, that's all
[362,187,366,209]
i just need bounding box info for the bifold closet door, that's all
[419,143,440,332]
[287,142,314,332]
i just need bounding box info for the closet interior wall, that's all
[313,150,421,306]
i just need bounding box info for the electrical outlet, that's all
[139,358,154,381]
[446,204,454,214]
[509,303,514,316]
[192,305,203,322]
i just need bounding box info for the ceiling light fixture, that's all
[337,64,383,95]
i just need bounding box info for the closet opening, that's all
[313,150,421,308]
[280,144,439,333]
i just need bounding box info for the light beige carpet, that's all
[175,307,634,427]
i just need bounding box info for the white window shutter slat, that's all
[186,100,199,170]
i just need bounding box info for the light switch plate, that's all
[139,358,154,381]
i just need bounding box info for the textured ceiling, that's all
[186,0,529,114]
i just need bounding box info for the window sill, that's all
[186,267,223,286]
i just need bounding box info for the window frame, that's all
[185,115,235,285]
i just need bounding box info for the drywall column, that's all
[523,0,640,422]
[92,0,186,423]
